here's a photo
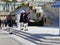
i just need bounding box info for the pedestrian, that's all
[4,19,7,27]
[23,12,30,31]
[8,19,13,27]
[40,15,45,26]
[8,15,13,27]
[7,19,13,34]
[0,19,2,29]
[19,11,30,31]
[19,13,24,30]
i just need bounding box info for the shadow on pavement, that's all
[3,28,59,44]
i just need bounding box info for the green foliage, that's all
[15,2,26,10]
[15,6,20,10]
[20,2,26,7]
[35,20,40,24]
[12,0,17,2]
[28,20,44,26]
[35,20,40,22]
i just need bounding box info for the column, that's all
[16,14,20,30]
[59,7,60,36]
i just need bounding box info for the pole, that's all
[16,14,20,30]
[55,7,60,36]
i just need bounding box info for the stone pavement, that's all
[0,37,23,45]
[2,27,60,45]
[0,29,23,45]
[1,26,60,45]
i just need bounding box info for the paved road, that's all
[0,37,23,45]
[0,29,23,45]
[3,28,60,45]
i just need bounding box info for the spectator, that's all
[4,19,7,27]
[23,14,28,31]
[19,13,24,30]
[19,11,30,31]
[23,12,30,31]
[8,19,13,27]
[0,19,2,29]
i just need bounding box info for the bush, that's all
[28,20,44,26]
[35,20,41,26]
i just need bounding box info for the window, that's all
[33,9,36,13]
[3,7,5,11]
[11,7,13,10]
[29,6,32,10]
[37,13,41,17]
[36,13,41,20]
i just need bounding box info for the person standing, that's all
[19,11,30,31]
[19,13,24,30]
[4,19,7,27]
[8,19,13,27]
[8,15,13,27]
[23,12,30,31]
[0,19,2,29]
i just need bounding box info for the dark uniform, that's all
[23,14,29,23]
[19,12,30,30]
[8,19,13,27]
[19,13,24,22]
[0,19,1,28]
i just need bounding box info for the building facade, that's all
[0,0,57,20]
[0,2,20,12]
[0,2,21,20]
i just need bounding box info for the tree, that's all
[12,0,17,11]
[3,0,11,11]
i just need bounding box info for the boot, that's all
[20,22,24,30]
[24,23,28,31]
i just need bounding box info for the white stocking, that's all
[20,22,24,30]
[24,23,28,30]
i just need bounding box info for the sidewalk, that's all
[1,26,60,45]
[0,29,9,36]
[0,29,23,45]
[9,26,60,45]
[11,26,59,36]
[0,36,23,45]
[0,28,38,45]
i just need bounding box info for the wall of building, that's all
[44,4,59,17]
[0,2,20,12]
[33,0,55,2]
